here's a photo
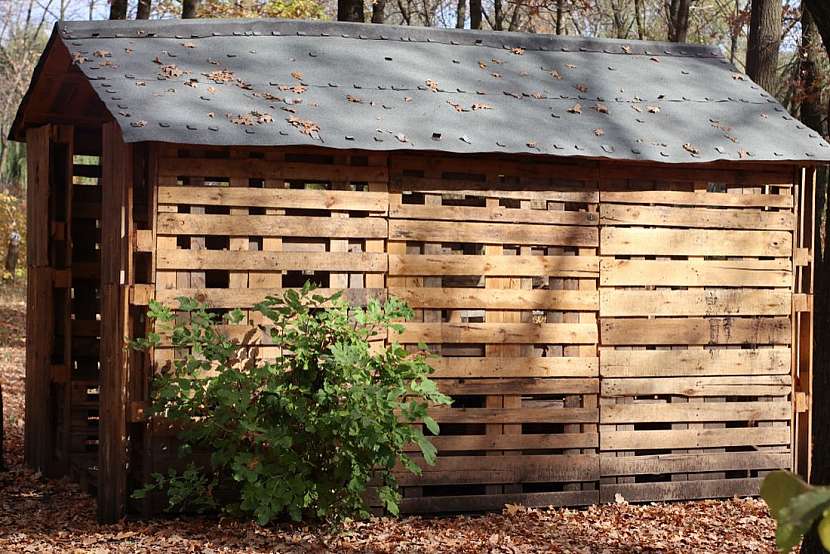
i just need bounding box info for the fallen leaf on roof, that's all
[287,115,320,137]
[549,69,563,80]
[511,47,525,55]
[447,100,467,112]
[152,55,163,64]
[135,81,146,86]
[124,47,133,54]
[527,141,538,148]
[622,45,632,54]
[228,111,274,125]
[471,103,493,110]
[159,64,185,79]
[647,105,661,113]
[404,96,412,103]
[347,95,365,103]
[683,143,700,156]
[738,148,751,159]
[631,104,643,113]
[594,128,605,136]
[568,103,582,114]
[93,49,111,58]
[575,83,589,93]
[130,120,147,127]
[184,78,198,88]
[530,92,545,99]
[593,103,609,114]
[491,58,504,64]
[478,61,487,69]
[181,41,196,48]
[291,71,304,81]
[72,52,87,64]
[425,79,439,92]
[565,63,577,69]
[205,69,234,83]
[207,85,217,94]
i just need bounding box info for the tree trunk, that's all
[371,0,386,22]
[136,0,151,19]
[456,0,466,28]
[470,0,482,29]
[634,0,645,39]
[182,0,200,18]
[494,0,503,30]
[667,0,691,42]
[745,0,781,93]
[800,10,824,136]
[108,0,127,19]
[338,0,364,21]
[555,0,563,34]
[805,0,830,56]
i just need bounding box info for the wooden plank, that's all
[600,258,792,287]
[439,378,598,395]
[600,289,791,317]
[394,322,598,344]
[390,220,598,247]
[155,287,386,308]
[390,254,599,277]
[389,155,597,184]
[601,427,791,451]
[408,433,599,452]
[157,157,388,182]
[602,375,792,397]
[430,356,598,378]
[600,189,793,208]
[391,202,598,226]
[599,203,794,230]
[157,213,387,238]
[157,186,388,212]
[600,228,791,257]
[599,347,790,377]
[427,406,598,424]
[400,490,598,513]
[601,451,790,475]
[601,401,791,424]
[600,317,791,346]
[600,478,764,503]
[391,287,598,311]
[156,250,387,272]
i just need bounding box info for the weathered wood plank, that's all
[601,451,790,475]
[599,203,794,230]
[391,287,598,311]
[430,356,599,378]
[600,189,793,208]
[600,478,764,503]
[439,378,598,395]
[600,317,791,346]
[601,401,791,424]
[157,186,388,212]
[400,490,598,513]
[600,289,791,317]
[394,322,598,344]
[404,433,599,452]
[599,347,790,377]
[154,287,386,308]
[427,407,598,424]
[600,228,791,257]
[602,375,792,397]
[156,250,388,272]
[601,427,791,450]
[391,202,598,226]
[600,258,792,287]
[157,213,387,238]
[158,158,388,182]
[390,220,598,247]
[390,254,599,277]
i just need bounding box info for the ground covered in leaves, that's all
[0,287,782,553]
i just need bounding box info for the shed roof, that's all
[12,18,830,163]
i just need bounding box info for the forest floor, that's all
[0,284,783,553]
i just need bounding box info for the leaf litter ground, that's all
[0,292,782,553]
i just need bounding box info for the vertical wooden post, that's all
[25,125,53,474]
[98,122,133,523]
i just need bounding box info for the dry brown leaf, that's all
[511,47,525,55]
[647,105,661,113]
[291,71,304,81]
[478,60,487,69]
[425,79,439,92]
[575,83,589,93]
[550,69,563,80]
[287,115,320,136]
[593,103,609,114]
[471,103,493,110]
[565,63,577,69]
[683,143,700,156]
[568,103,582,114]
[594,128,605,136]
[93,49,111,58]
[347,95,364,103]
[181,41,196,48]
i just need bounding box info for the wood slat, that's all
[430,356,599,378]
[600,478,764,504]
[601,451,790,475]
[157,213,387,238]
[389,254,599,277]
[156,250,388,272]
[600,258,792,287]
[601,427,791,451]
[157,158,388,182]
[404,433,599,452]
[600,189,793,208]
[391,287,598,311]
[600,317,791,346]
[600,289,791,317]
[157,186,388,212]
[439,378,598,395]
[400,490,598,514]
[394,322,598,344]
[391,202,598,226]
[599,347,790,377]
[601,401,791,424]
[600,228,791,257]
[427,407,598,424]
[154,287,386,308]
[601,375,792,397]
[600,203,794,230]
[390,220,598,247]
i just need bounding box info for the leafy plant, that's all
[761,470,830,552]
[132,284,450,524]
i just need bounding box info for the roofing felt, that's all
[13,18,830,163]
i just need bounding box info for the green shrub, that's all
[132,284,451,524]
[761,470,830,552]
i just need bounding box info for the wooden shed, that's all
[10,18,830,523]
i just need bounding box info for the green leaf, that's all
[762,470,810,519]
[422,415,440,436]
[776,488,830,553]
[820,511,830,552]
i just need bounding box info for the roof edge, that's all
[9,23,60,143]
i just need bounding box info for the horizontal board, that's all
[600,317,791,346]
[600,451,790,476]
[599,203,794,230]
[158,157,388,182]
[394,322,598,344]
[397,454,599,486]
[390,220,598,247]
[400,490,598,514]
[157,186,388,212]
[404,432,599,452]
[156,250,387,272]
[154,287,386,308]
[157,213,387,238]
[600,228,790,257]
[600,189,793,208]
[427,406,598,424]
[600,478,764,504]
[601,427,791,451]
[390,287,598,311]
[599,348,790,377]
[600,289,791,317]
[600,258,792,287]
[601,401,791,424]
[601,375,791,397]
[430,356,599,378]
[389,254,599,277]
[439,378,598,395]
[391,202,597,226]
